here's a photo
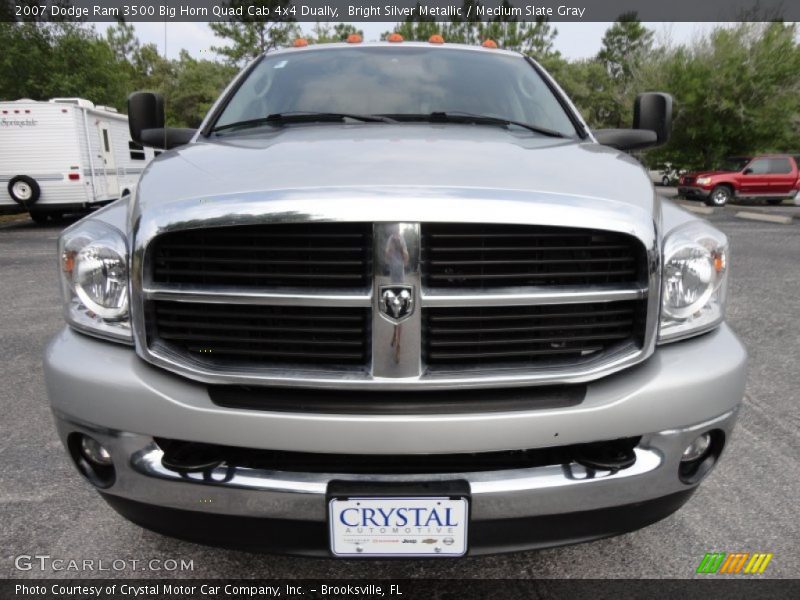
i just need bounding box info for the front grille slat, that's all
[427,269,637,281]
[152,222,372,289]
[428,346,605,360]
[430,256,635,266]
[429,322,633,336]
[155,305,365,322]
[154,269,366,280]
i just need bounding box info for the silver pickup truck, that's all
[45,41,746,557]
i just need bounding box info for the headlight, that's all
[659,221,728,343]
[59,220,132,344]
[695,177,712,185]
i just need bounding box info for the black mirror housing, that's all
[140,128,197,149]
[128,92,165,144]
[633,92,672,147]
[593,129,658,151]
[594,92,673,152]
[127,91,196,150]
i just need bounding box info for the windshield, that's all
[212,46,579,137]
[719,158,751,172]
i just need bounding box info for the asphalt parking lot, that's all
[1,199,798,579]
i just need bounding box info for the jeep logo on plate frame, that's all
[379,285,415,322]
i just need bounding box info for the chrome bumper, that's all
[53,409,738,523]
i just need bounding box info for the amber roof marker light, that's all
[293,38,308,48]
[346,34,363,44]
[387,33,404,43]
[482,40,498,49]
[429,35,445,44]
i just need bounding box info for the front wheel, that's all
[766,198,783,206]
[661,176,670,187]
[706,186,732,207]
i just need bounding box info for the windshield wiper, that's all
[212,111,396,133]
[386,111,569,138]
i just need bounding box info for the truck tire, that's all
[8,175,41,206]
[706,185,732,207]
[766,198,783,205]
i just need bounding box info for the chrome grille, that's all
[137,212,656,388]
[421,223,644,288]
[151,222,372,289]
[424,301,645,366]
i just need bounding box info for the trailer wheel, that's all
[8,176,41,206]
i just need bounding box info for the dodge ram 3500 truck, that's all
[45,41,746,557]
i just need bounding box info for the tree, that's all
[641,22,800,170]
[210,0,300,66]
[0,22,128,107]
[310,22,362,43]
[597,13,653,81]
[545,56,617,129]
[478,15,558,57]
[383,0,558,58]
[165,51,237,127]
[593,15,654,128]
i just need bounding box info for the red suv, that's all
[678,154,800,206]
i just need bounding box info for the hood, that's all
[136,124,655,215]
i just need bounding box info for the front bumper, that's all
[678,186,711,199]
[45,325,746,555]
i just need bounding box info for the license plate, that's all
[329,496,468,557]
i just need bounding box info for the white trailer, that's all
[0,98,157,223]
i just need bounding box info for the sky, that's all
[120,21,709,62]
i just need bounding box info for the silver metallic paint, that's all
[45,324,745,455]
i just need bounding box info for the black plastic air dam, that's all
[99,489,695,557]
[154,436,640,475]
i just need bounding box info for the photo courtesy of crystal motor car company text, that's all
[3,2,799,590]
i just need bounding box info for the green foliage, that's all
[0,21,235,128]
[310,22,362,43]
[382,0,558,57]
[597,13,653,81]
[0,22,128,108]
[163,51,237,128]
[209,0,299,66]
[545,56,618,129]
[639,22,800,169]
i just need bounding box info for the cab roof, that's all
[264,41,525,60]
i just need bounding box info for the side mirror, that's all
[743,168,753,175]
[127,91,196,150]
[594,92,673,152]
[128,92,164,143]
[633,92,672,147]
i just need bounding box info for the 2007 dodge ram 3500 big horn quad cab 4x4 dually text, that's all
[45,41,746,557]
